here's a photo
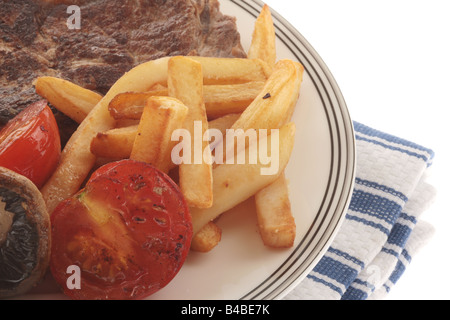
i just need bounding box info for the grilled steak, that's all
[0,0,246,143]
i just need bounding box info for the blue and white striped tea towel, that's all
[284,121,436,300]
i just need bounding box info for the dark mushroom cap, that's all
[0,167,51,298]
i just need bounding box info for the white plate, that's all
[20,0,355,300]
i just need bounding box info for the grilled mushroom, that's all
[0,167,51,298]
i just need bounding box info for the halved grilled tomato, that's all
[0,100,61,189]
[50,159,192,300]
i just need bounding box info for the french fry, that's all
[90,114,241,160]
[217,60,302,165]
[90,125,138,159]
[109,91,167,120]
[281,72,303,125]
[108,81,264,121]
[115,118,140,128]
[248,4,277,71]
[249,5,298,249]
[34,76,103,123]
[191,221,222,253]
[189,56,271,85]
[208,113,241,136]
[41,57,171,213]
[191,122,296,235]
[254,172,296,248]
[260,61,299,246]
[203,81,265,119]
[130,96,188,173]
[168,56,213,209]
[231,59,303,132]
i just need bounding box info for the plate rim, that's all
[229,0,356,300]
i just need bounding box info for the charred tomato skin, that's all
[0,100,61,189]
[50,160,192,300]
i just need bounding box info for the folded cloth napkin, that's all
[284,121,436,300]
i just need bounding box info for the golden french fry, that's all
[191,221,222,253]
[231,59,303,132]
[191,122,296,235]
[168,56,213,209]
[189,56,271,85]
[41,57,171,213]
[115,118,140,128]
[34,76,103,123]
[90,114,240,161]
[208,113,241,137]
[218,60,302,165]
[203,81,265,119]
[108,91,167,120]
[248,6,299,249]
[108,82,264,121]
[90,125,138,159]
[255,172,296,248]
[130,96,188,173]
[248,4,277,71]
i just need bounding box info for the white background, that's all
[263,0,450,300]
